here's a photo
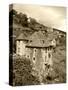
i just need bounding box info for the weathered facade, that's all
[16,33,28,56]
[26,31,56,73]
[16,30,56,77]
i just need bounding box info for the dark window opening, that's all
[48,53,51,58]
[45,63,47,66]
[33,57,35,61]
[45,56,46,61]
[42,40,44,44]
[45,64,50,69]
[35,49,36,52]
[30,40,32,42]
[27,55,29,58]
[40,26,42,29]
[50,46,52,50]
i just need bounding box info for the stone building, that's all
[26,31,56,72]
[16,30,56,77]
[16,33,29,56]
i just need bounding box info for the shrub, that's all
[12,55,40,86]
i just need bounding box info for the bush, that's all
[12,55,40,86]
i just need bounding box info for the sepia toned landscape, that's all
[9,4,66,86]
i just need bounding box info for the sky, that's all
[13,4,66,31]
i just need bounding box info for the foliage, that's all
[9,9,66,85]
[17,13,28,26]
[9,9,28,27]
[12,55,40,86]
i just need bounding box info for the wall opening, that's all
[33,57,35,61]
[30,40,32,43]
[35,49,36,52]
[42,40,44,44]
[48,53,51,58]
[27,55,29,58]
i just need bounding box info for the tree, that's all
[18,13,28,27]
[9,9,17,16]
[28,17,38,29]
[13,56,40,85]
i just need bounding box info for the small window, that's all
[48,53,51,58]
[42,40,44,44]
[40,26,42,29]
[45,56,46,62]
[30,40,32,42]
[33,57,36,63]
[34,49,36,52]
[28,55,29,57]
[33,57,35,60]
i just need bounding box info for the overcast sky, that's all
[13,4,66,31]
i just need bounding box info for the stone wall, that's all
[16,40,27,56]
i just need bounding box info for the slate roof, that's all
[28,31,46,40]
[47,33,55,41]
[26,31,54,48]
[16,33,28,40]
[16,30,56,47]
[26,39,51,48]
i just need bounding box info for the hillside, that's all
[9,9,66,84]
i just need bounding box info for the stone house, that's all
[25,31,56,73]
[16,30,56,76]
[16,33,29,56]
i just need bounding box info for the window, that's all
[33,57,35,63]
[48,53,51,58]
[45,56,46,62]
[34,49,36,52]
[18,40,20,42]
[40,26,42,29]
[42,40,44,44]
[30,40,32,43]
[27,55,29,58]
[33,57,35,60]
